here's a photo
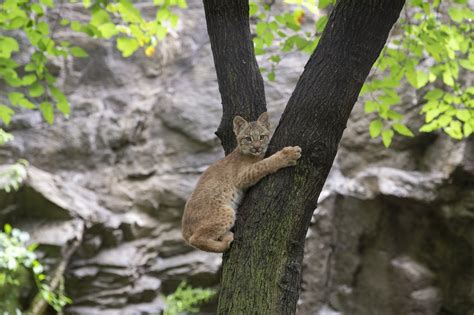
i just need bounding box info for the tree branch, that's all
[203,0,267,154]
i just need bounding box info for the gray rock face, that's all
[0,1,473,314]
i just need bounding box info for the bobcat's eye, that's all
[260,135,266,141]
[245,136,252,142]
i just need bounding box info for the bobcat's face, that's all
[233,112,271,157]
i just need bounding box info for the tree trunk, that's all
[203,0,267,154]
[203,0,405,314]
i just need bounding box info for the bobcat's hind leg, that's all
[188,234,232,253]
[219,231,234,243]
[188,207,235,253]
[188,228,234,253]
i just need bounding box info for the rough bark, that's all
[203,0,405,314]
[203,0,267,154]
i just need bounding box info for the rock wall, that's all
[0,1,472,314]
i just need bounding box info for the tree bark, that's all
[203,0,267,154]
[203,0,405,314]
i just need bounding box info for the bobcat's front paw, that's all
[279,146,302,166]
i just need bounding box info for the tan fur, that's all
[181,112,302,253]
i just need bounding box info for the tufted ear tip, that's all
[257,112,270,129]
[233,115,248,134]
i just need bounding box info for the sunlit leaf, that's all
[381,129,394,147]
[39,102,54,124]
[370,119,383,138]
[70,46,88,58]
[0,105,14,125]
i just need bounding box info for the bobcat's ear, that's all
[257,112,270,130]
[233,116,248,135]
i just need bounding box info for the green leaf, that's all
[370,119,383,138]
[438,114,452,127]
[116,37,139,57]
[90,9,110,27]
[256,22,267,36]
[0,36,20,58]
[386,110,404,121]
[0,105,14,125]
[18,98,36,109]
[70,21,82,32]
[249,2,258,15]
[36,21,49,35]
[456,110,470,122]
[28,83,45,97]
[379,92,401,106]
[294,36,308,50]
[70,46,88,58]
[4,223,12,234]
[40,0,54,7]
[156,25,168,40]
[9,17,27,29]
[25,63,37,72]
[464,123,473,137]
[267,71,275,82]
[50,87,67,102]
[156,7,170,22]
[98,23,118,39]
[382,129,394,147]
[318,0,334,9]
[51,87,70,116]
[444,120,463,139]
[448,8,464,22]
[262,31,274,46]
[56,101,70,117]
[270,54,281,63]
[177,0,187,9]
[393,123,414,137]
[31,3,44,15]
[8,92,24,106]
[315,16,328,32]
[405,67,418,88]
[415,70,428,88]
[22,74,37,86]
[169,12,179,28]
[364,101,378,113]
[424,89,443,100]
[459,59,474,71]
[420,121,439,132]
[442,71,454,86]
[406,68,428,88]
[426,108,441,123]
[39,102,54,124]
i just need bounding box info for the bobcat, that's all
[181,112,302,253]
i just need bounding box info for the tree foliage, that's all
[162,281,216,315]
[250,0,473,145]
[0,224,71,314]
[0,0,186,129]
[0,0,472,146]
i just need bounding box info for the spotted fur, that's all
[181,112,302,253]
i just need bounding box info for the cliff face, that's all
[0,1,472,314]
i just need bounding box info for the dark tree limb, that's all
[203,0,405,314]
[203,0,267,154]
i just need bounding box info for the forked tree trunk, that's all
[203,0,405,314]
